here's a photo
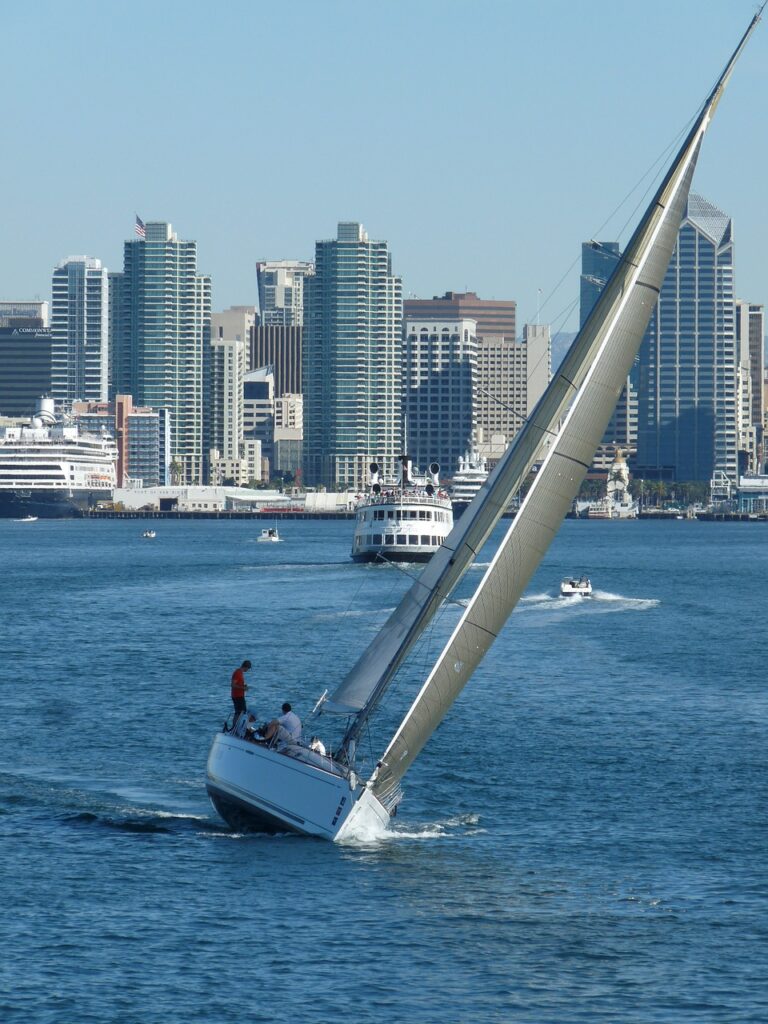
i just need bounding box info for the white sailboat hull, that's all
[206,732,389,841]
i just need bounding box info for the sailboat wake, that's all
[337,812,484,846]
[518,592,659,614]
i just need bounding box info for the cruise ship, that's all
[0,398,117,518]
[449,448,489,516]
[351,458,453,563]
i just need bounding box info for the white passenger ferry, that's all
[351,458,453,563]
[0,398,117,518]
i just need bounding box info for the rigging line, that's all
[513,114,696,340]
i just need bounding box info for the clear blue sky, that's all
[2,0,766,332]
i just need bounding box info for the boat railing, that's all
[358,490,451,508]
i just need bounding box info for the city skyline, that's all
[2,1,766,333]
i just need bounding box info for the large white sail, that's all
[368,13,761,801]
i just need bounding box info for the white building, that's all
[51,256,109,406]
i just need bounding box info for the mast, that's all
[365,11,762,798]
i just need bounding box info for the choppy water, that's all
[1,518,766,1023]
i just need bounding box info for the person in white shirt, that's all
[262,702,302,747]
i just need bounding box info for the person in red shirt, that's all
[231,660,252,722]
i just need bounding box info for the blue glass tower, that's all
[635,194,737,482]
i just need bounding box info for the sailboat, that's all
[206,10,762,841]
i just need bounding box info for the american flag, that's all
[135,215,146,238]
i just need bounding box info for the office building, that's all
[303,222,402,490]
[111,222,211,485]
[273,393,303,478]
[209,336,248,484]
[736,300,764,456]
[243,366,275,477]
[250,324,302,396]
[0,328,52,416]
[580,241,637,471]
[51,256,109,407]
[403,318,477,476]
[0,301,49,327]
[635,194,738,483]
[402,292,535,466]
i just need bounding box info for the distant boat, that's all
[560,576,593,598]
[14,515,38,523]
[205,11,759,841]
[257,527,281,543]
[142,529,156,539]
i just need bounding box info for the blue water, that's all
[1,518,766,1023]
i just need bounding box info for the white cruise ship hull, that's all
[206,732,390,841]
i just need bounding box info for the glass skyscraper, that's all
[51,256,109,407]
[111,222,211,485]
[303,223,402,491]
[635,194,737,483]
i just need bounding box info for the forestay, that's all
[369,13,761,801]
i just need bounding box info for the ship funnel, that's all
[34,396,56,426]
[369,462,380,485]
[429,462,440,486]
[398,455,412,486]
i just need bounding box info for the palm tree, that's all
[169,458,183,486]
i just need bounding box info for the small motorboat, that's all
[560,575,592,598]
[14,515,38,522]
[142,529,157,539]
[257,527,281,543]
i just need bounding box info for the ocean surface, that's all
[1,517,766,1023]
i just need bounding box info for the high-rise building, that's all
[736,300,764,454]
[402,292,531,467]
[256,260,314,327]
[209,337,247,463]
[51,256,109,408]
[403,318,477,476]
[303,222,402,490]
[273,393,303,478]
[250,325,302,396]
[211,306,256,346]
[0,301,49,327]
[635,194,738,483]
[111,222,211,485]
[0,327,52,416]
[580,241,637,471]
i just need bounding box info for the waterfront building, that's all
[635,194,738,483]
[580,241,637,472]
[0,328,52,417]
[0,301,49,327]
[72,395,170,487]
[110,221,211,485]
[51,256,109,408]
[403,318,477,476]
[303,222,402,490]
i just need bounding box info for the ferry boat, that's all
[0,398,117,518]
[351,458,453,563]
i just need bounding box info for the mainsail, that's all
[364,13,761,800]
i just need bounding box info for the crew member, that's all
[231,659,252,722]
[262,702,302,746]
